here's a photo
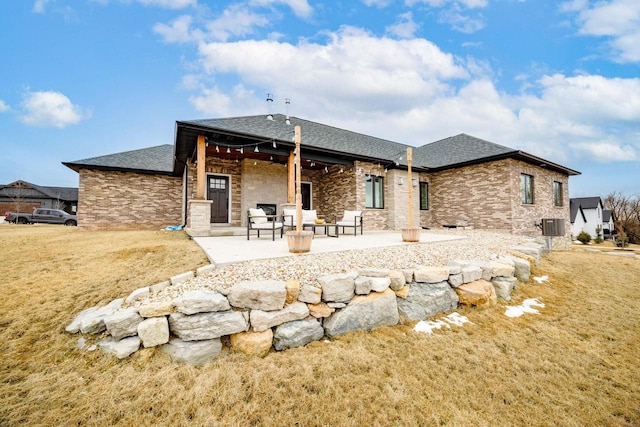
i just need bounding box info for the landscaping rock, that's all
[455,280,497,308]
[227,280,287,311]
[318,271,358,303]
[507,256,531,282]
[396,282,459,322]
[124,287,149,305]
[491,276,518,302]
[355,276,391,295]
[388,270,406,291]
[394,286,410,299]
[448,273,463,288]
[149,280,170,294]
[511,245,541,265]
[324,289,399,337]
[104,308,143,340]
[196,264,216,276]
[76,299,124,335]
[97,336,140,359]
[170,271,194,285]
[461,266,483,284]
[230,329,273,358]
[402,269,414,283]
[138,317,169,348]
[138,301,174,318]
[161,338,222,366]
[285,280,301,304]
[298,283,322,304]
[66,306,99,334]
[490,261,515,278]
[250,302,309,332]
[169,310,248,341]
[273,319,324,351]
[307,302,335,318]
[414,266,450,283]
[327,302,347,309]
[359,268,390,278]
[173,290,230,315]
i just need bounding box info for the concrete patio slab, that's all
[193,230,468,266]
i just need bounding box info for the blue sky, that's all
[0,0,638,197]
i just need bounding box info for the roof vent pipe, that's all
[285,98,291,125]
[266,93,274,120]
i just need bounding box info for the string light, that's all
[254,145,259,153]
[215,145,219,153]
[226,147,231,154]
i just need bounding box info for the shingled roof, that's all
[64,114,580,177]
[570,197,603,210]
[0,180,78,202]
[63,145,174,175]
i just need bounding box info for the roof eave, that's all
[62,162,175,176]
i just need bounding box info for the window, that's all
[365,175,384,209]
[553,181,563,207]
[521,174,534,204]
[420,182,429,210]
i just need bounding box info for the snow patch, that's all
[505,298,545,318]
[414,312,473,334]
[533,275,549,284]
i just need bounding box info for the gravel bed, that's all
[152,230,533,302]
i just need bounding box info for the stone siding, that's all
[427,159,571,247]
[77,169,182,230]
[355,161,388,230]
[386,169,421,230]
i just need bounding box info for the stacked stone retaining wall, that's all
[67,244,543,364]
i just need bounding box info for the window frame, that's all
[419,181,429,210]
[521,173,534,205]
[365,174,384,209]
[553,181,563,207]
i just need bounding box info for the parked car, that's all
[4,208,77,226]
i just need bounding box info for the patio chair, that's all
[336,210,363,236]
[247,208,283,241]
[282,208,323,231]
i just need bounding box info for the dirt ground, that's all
[1,224,639,426]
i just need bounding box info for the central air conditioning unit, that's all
[541,218,565,236]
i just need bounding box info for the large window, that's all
[521,174,534,204]
[365,175,384,209]
[553,181,563,207]
[420,182,429,210]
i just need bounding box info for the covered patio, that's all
[192,230,467,265]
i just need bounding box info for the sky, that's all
[0,0,638,197]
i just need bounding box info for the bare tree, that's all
[604,192,640,244]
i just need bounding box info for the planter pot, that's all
[401,227,421,243]
[286,230,314,253]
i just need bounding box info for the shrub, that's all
[594,225,603,244]
[577,231,591,245]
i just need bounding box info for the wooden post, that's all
[196,135,206,200]
[287,151,295,204]
[407,147,413,228]
[295,126,302,232]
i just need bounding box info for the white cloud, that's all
[386,12,420,39]
[405,0,488,9]
[205,4,270,42]
[567,0,640,63]
[136,0,196,8]
[438,8,485,33]
[154,15,198,43]
[33,0,51,13]
[194,26,467,115]
[570,141,637,162]
[0,100,10,113]
[19,91,89,128]
[363,0,394,7]
[249,0,313,19]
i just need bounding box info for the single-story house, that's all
[63,114,579,245]
[0,180,78,215]
[569,197,607,239]
[602,209,616,239]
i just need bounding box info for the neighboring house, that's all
[602,209,616,239]
[570,201,587,239]
[0,180,78,215]
[63,114,579,245]
[569,197,605,239]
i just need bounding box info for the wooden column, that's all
[295,126,302,232]
[196,135,206,200]
[287,151,295,204]
[407,147,413,228]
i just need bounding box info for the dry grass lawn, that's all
[1,224,639,426]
